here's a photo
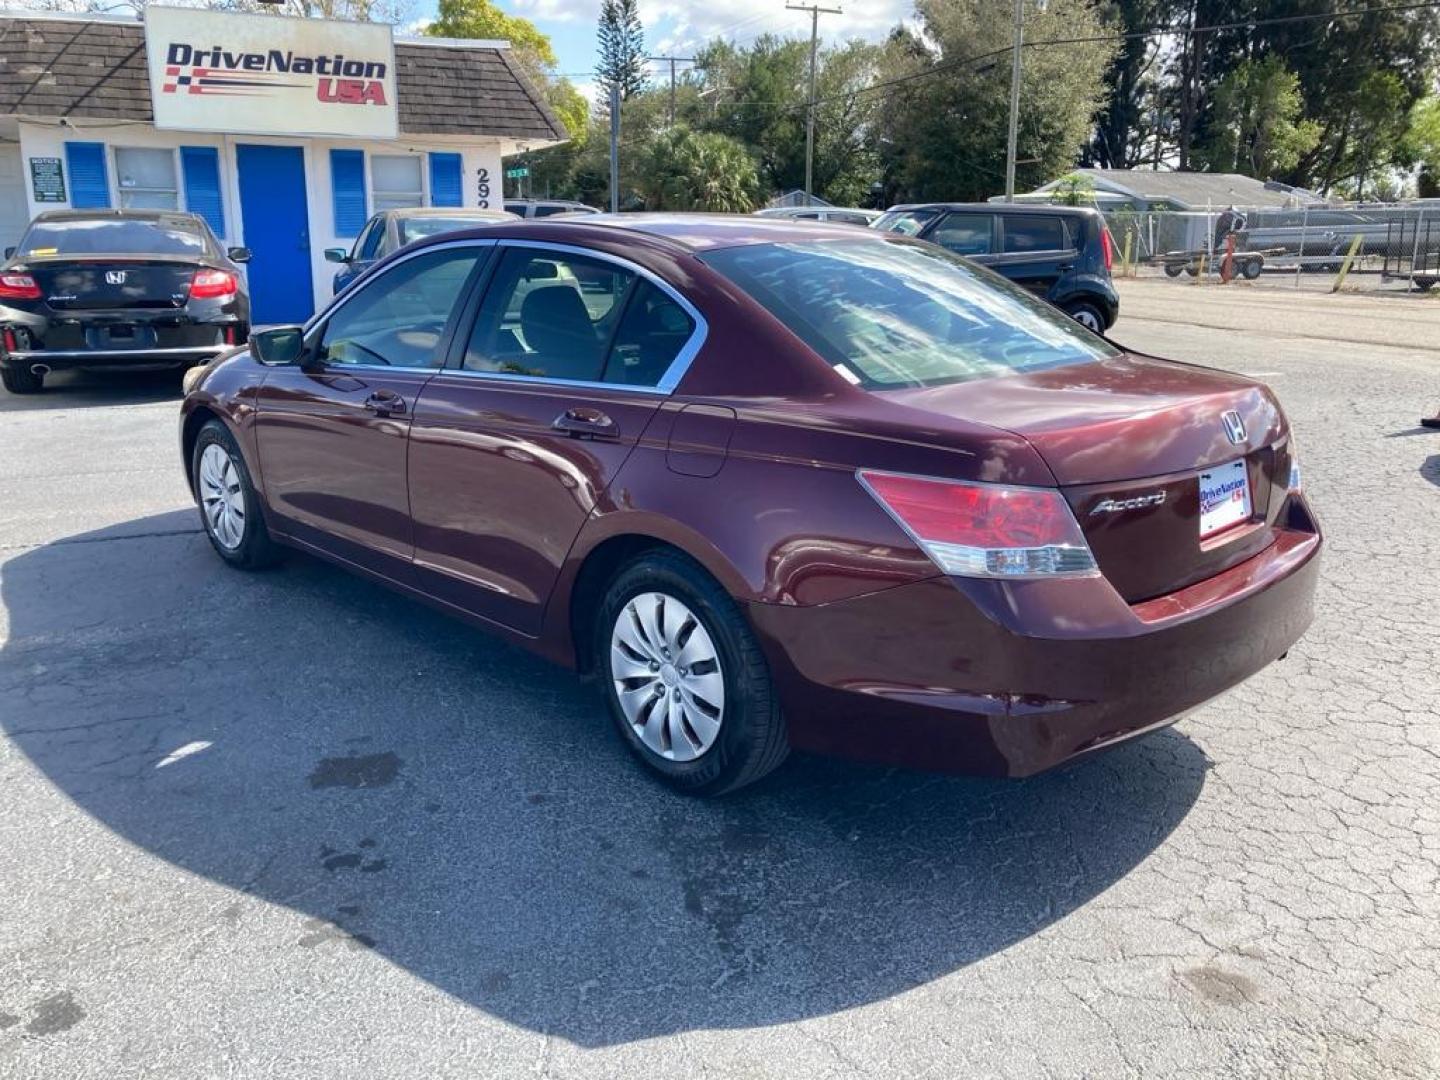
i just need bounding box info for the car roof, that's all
[31,208,207,224]
[503,212,894,253]
[885,202,1098,217]
[383,208,515,219]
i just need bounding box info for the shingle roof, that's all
[1065,169,1310,209]
[0,15,564,143]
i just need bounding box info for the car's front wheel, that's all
[597,551,789,796]
[192,420,281,570]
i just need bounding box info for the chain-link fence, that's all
[1103,203,1440,294]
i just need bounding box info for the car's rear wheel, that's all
[1065,300,1107,333]
[192,420,281,570]
[596,551,788,796]
[1,364,43,394]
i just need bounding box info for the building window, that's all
[114,147,179,210]
[371,154,423,212]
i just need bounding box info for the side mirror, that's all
[227,246,252,263]
[323,247,350,263]
[249,325,306,366]
[3,247,14,259]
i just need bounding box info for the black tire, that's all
[1241,257,1263,280]
[1,364,43,394]
[1064,300,1108,333]
[191,419,282,570]
[595,550,789,796]
[1163,263,1184,278]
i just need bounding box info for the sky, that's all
[405,0,912,100]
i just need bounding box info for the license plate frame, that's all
[1198,459,1252,539]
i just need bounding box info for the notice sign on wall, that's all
[29,157,66,202]
[144,6,397,139]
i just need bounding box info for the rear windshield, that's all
[398,216,506,244]
[21,216,209,257]
[700,239,1119,389]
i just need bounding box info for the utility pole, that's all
[1004,0,1046,202]
[608,82,620,213]
[786,2,841,205]
[647,55,696,126]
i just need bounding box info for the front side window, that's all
[114,148,178,210]
[21,215,207,256]
[533,204,572,218]
[371,155,423,212]
[1002,214,1067,253]
[464,248,695,386]
[358,219,387,260]
[930,213,993,256]
[872,208,940,237]
[701,239,1118,390]
[318,247,481,369]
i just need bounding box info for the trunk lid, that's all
[25,258,200,311]
[882,352,1292,602]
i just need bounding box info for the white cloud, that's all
[510,0,909,47]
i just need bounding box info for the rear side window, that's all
[1002,215,1066,253]
[21,216,208,257]
[701,238,1117,390]
[930,213,993,256]
[464,248,694,386]
[504,202,526,216]
[533,205,571,218]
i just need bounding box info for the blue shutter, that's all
[428,152,463,207]
[65,142,110,208]
[180,146,225,237]
[330,149,367,237]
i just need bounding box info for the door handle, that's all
[363,390,406,416]
[552,407,618,440]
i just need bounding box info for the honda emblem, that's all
[105,270,127,285]
[1221,410,1246,445]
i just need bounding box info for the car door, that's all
[253,243,489,580]
[408,242,702,635]
[994,213,1074,297]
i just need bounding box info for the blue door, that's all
[236,144,315,325]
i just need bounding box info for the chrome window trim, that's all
[298,236,708,393]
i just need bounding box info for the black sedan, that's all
[324,207,515,295]
[0,209,250,394]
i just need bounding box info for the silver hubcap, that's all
[610,591,725,762]
[198,443,246,551]
[1073,308,1102,331]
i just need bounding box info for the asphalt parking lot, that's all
[2,281,1438,1079]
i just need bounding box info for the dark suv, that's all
[873,203,1119,331]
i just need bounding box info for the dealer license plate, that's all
[1198,460,1252,538]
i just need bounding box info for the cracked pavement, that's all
[1,281,1438,1078]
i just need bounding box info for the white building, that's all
[0,8,564,323]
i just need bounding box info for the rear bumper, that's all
[748,496,1321,777]
[2,345,222,372]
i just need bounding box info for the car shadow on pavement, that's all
[0,511,1209,1048]
[0,368,183,412]
[1422,454,1440,489]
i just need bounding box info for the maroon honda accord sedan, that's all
[180,215,1320,795]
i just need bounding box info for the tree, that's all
[425,0,585,140]
[1052,172,1098,206]
[640,127,761,211]
[1194,56,1320,179]
[1085,0,1176,169]
[875,0,1117,203]
[1404,97,1440,198]
[597,0,647,102]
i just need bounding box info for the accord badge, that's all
[1091,491,1167,515]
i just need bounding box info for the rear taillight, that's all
[189,269,237,299]
[859,470,1097,579]
[2,328,15,352]
[0,273,41,301]
[1100,226,1114,272]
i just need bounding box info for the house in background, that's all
[1004,168,1326,212]
[0,8,564,323]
